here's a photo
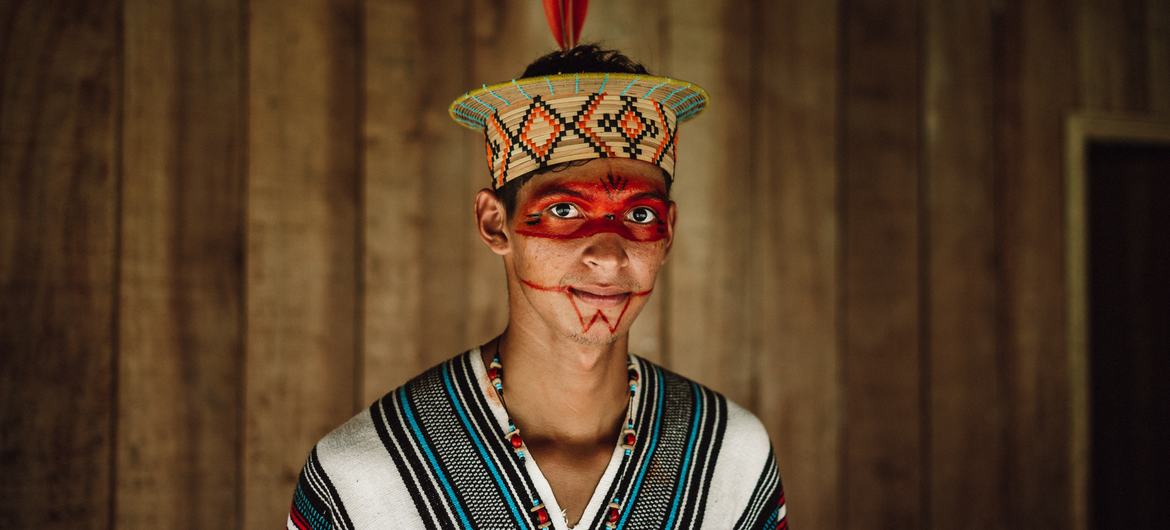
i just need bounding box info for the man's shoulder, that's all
[311,406,384,472]
[640,359,782,526]
[636,356,773,458]
[315,350,475,457]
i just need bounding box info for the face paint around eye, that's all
[549,203,581,219]
[626,206,657,224]
[514,179,669,242]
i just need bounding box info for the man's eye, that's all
[549,203,581,218]
[626,206,658,224]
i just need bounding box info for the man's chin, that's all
[565,329,626,346]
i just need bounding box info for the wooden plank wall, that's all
[118,0,243,526]
[841,0,923,527]
[1,0,1168,528]
[243,0,360,525]
[996,1,1078,527]
[924,0,999,528]
[0,2,120,528]
[754,1,841,529]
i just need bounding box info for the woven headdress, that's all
[449,1,709,189]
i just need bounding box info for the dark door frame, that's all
[1065,113,1170,530]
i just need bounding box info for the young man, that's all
[288,46,788,530]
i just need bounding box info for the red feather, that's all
[542,0,589,50]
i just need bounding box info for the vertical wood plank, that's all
[663,0,756,405]
[1149,0,1170,114]
[841,0,923,527]
[581,1,667,72]
[1077,0,1149,112]
[362,0,473,402]
[924,0,1000,527]
[464,0,545,350]
[0,1,119,527]
[117,0,243,526]
[754,1,841,528]
[994,0,1076,526]
[245,0,360,525]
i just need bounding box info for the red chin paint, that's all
[521,279,653,334]
[514,176,670,242]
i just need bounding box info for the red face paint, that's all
[514,175,670,242]
[521,279,654,334]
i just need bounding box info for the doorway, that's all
[1066,114,1170,530]
[1086,140,1169,530]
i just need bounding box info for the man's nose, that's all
[582,232,630,270]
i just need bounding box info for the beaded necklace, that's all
[487,341,641,529]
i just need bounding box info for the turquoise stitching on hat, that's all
[453,97,488,124]
[670,92,702,113]
[453,115,480,128]
[575,75,580,94]
[545,76,555,95]
[453,105,487,126]
[643,80,668,98]
[620,76,640,96]
[451,108,479,126]
[663,84,691,104]
[676,97,707,118]
[598,73,610,93]
[484,84,510,105]
[511,79,533,101]
[469,93,494,113]
[464,102,491,122]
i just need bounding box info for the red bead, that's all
[624,432,636,446]
[536,507,550,524]
[487,367,500,380]
[510,433,523,449]
[607,506,620,523]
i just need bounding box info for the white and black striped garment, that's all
[287,348,788,529]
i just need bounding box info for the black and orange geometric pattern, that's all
[450,73,708,188]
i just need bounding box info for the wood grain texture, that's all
[117,0,243,526]
[994,0,1076,527]
[0,1,119,527]
[463,0,546,352]
[841,0,923,527]
[752,1,841,528]
[362,0,476,402]
[662,0,756,406]
[753,1,847,528]
[1149,0,1170,114]
[244,0,360,526]
[1077,0,1149,112]
[924,0,1000,527]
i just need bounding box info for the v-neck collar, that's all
[468,346,647,530]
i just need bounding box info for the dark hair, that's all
[496,44,670,218]
[520,44,651,77]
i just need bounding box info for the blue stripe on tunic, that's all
[398,386,473,529]
[441,362,530,528]
[664,382,704,529]
[617,363,666,530]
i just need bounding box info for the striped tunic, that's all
[287,348,788,529]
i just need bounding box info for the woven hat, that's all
[450,72,709,189]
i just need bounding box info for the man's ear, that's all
[475,188,511,256]
[663,200,678,260]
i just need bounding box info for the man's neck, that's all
[483,325,631,446]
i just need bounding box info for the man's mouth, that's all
[568,286,632,308]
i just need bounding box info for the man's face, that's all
[504,159,676,345]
